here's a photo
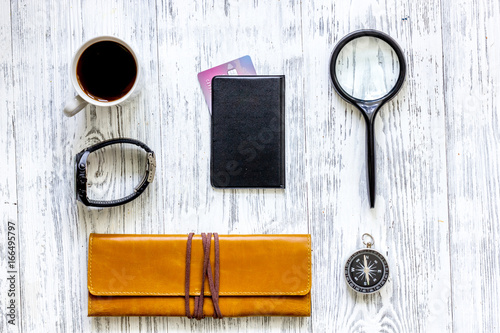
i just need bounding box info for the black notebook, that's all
[211,75,285,188]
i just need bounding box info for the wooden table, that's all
[1,0,499,332]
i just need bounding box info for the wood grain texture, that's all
[441,0,500,332]
[1,0,21,332]
[155,0,308,331]
[1,0,499,332]
[302,0,451,332]
[9,1,83,331]
[72,1,164,332]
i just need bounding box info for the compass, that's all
[344,233,389,294]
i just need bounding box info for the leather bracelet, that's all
[75,138,156,207]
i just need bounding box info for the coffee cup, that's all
[64,36,141,117]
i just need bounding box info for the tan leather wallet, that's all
[88,233,311,318]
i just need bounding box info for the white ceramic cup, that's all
[64,36,141,117]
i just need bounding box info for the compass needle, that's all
[345,234,389,294]
[364,255,370,285]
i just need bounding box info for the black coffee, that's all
[76,41,137,102]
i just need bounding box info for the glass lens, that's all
[335,36,400,101]
[86,144,147,201]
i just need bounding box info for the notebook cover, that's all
[211,75,285,188]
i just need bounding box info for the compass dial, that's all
[344,248,389,294]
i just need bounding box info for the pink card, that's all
[197,55,256,113]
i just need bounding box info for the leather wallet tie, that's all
[88,233,311,317]
[185,232,223,319]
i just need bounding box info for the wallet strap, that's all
[184,233,194,318]
[185,233,223,319]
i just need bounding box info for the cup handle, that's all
[64,95,88,117]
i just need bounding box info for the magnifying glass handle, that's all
[366,120,376,208]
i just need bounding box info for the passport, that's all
[210,75,285,188]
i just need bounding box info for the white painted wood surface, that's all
[0,0,498,332]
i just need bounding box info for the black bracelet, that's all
[75,138,156,207]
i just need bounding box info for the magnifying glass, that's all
[330,29,406,208]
